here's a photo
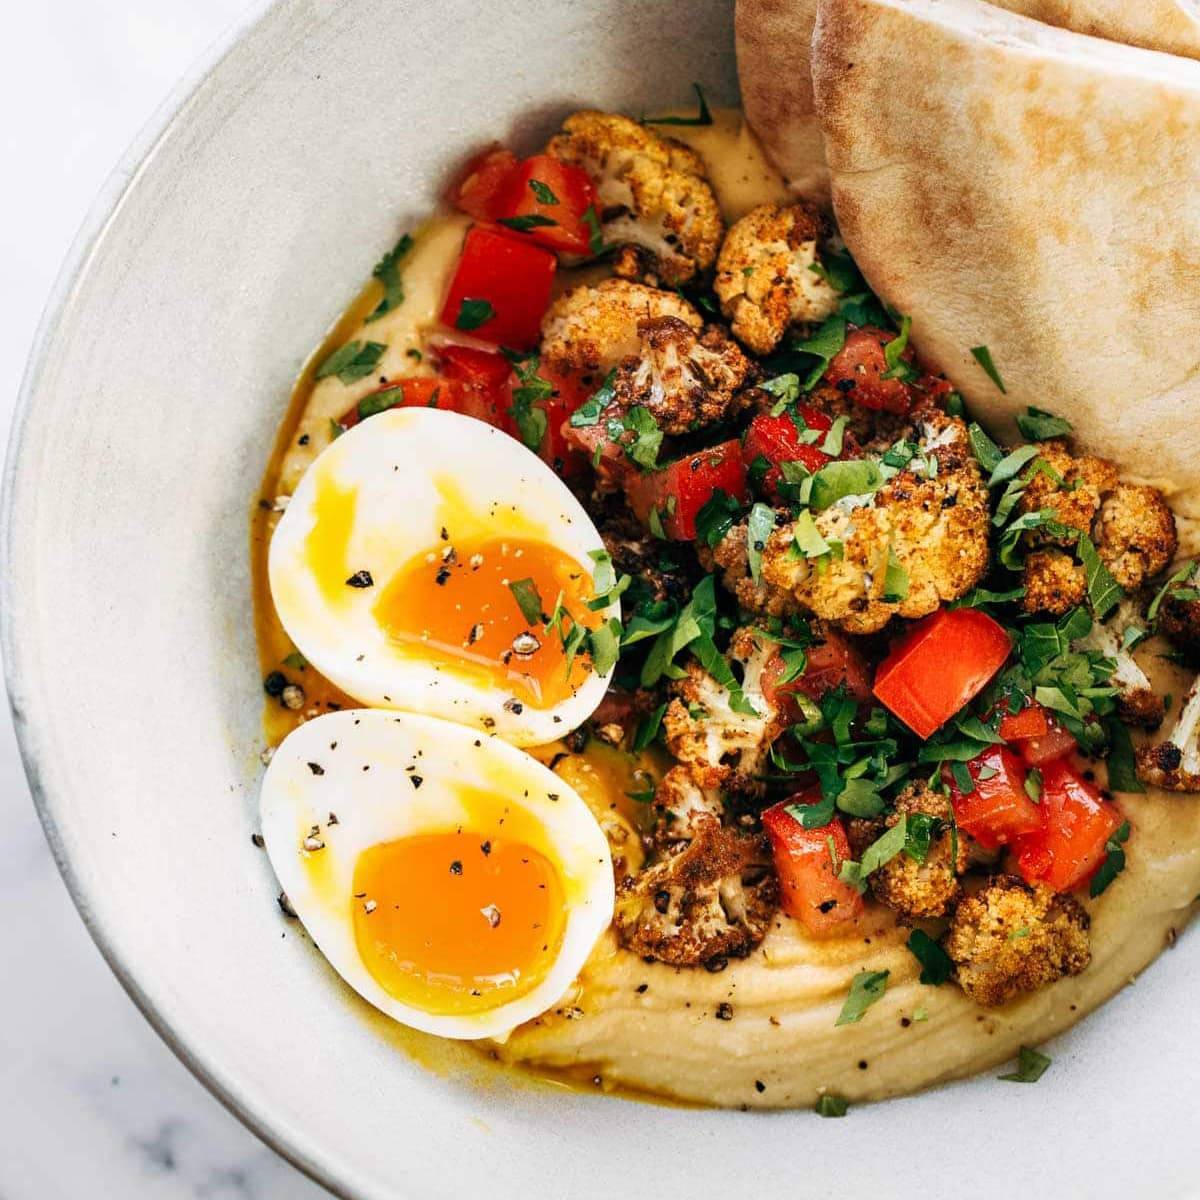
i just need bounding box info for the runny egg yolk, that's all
[374,536,598,708]
[351,831,566,1015]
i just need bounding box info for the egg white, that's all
[259,708,614,1041]
[268,407,619,746]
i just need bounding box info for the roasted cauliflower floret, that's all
[1019,440,1177,612]
[1077,597,1164,729]
[759,412,990,634]
[613,824,777,967]
[650,764,723,851]
[662,629,788,793]
[868,783,967,921]
[1156,563,1200,654]
[546,110,723,286]
[1097,482,1179,592]
[1021,548,1087,617]
[713,202,839,354]
[1136,676,1200,792]
[700,521,800,619]
[943,875,1091,1007]
[610,317,754,434]
[540,278,702,375]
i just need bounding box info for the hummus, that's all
[254,109,1200,1108]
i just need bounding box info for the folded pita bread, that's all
[735,0,829,199]
[810,0,1200,513]
[989,0,1200,59]
[738,0,1200,198]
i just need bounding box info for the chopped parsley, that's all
[998,1045,1051,1083]
[1016,406,1073,441]
[970,344,1007,394]
[528,178,559,205]
[454,297,495,331]
[315,340,387,385]
[1078,532,1122,619]
[1089,820,1131,897]
[694,489,744,548]
[504,351,552,451]
[835,969,889,1026]
[906,929,953,985]
[569,370,615,427]
[367,233,413,322]
[814,1094,849,1118]
[643,82,713,127]
[498,214,557,232]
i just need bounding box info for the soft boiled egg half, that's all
[268,407,620,745]
[261,708,613,1039]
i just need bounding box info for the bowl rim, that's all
[0,1,360,1195]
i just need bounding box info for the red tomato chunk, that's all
[439,227,556,350]
[1014,759,1124,892]
[742,406,836,502]
[625,439,748,540]
[762,800,863,934]
[761,630,872,715]
[824,326,916,415]
[496,156,597,255]
[947,745,1041,851]
[873,607,1012,739]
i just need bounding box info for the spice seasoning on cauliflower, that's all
[714,202,839,354]
[547,110,724,286]
[943,875,1091,1007]
[1018,440,1177,615]
[758,411,990,634]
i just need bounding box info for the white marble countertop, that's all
[0,3,331,1195]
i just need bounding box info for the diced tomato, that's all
[824,326,916,415]
[535,366,591,477]
[997,701,1050,743]
[625,439,749,540]
[496,156,597,255]
[1016,715,1078,767]
[762,799,864,934]
[946,745,1041,851]
[449,147,518,222]
[761,629,872,717]
[440,226,556,350]
[873,608,1012,740]
[742,406,835,502]
[336,377,471,431]
[436,344,514,430]
[1013,759,1124,892]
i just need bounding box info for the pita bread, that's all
[988,0,1200,59]
[737,0,1200,199]
[735,0,830,199]
[810,0,1200,512]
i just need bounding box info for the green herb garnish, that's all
[316,340,387,385]
[643,83,713,127]
[508,577,544,624]
[906,929,953,985]
[970,344,1007,393]
[367,233,413,322]
[835,969,889,1026]
[998,1045,1051,1083]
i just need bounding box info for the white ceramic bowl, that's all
[3,2,1197,1197]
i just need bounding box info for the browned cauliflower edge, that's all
[713,202,839,354]
[943,875,1091,1007]
[868,783,967,921]
[1020,441,1177,615]
[547,111,723,286]
[1136,676,1200,792]
[759,411,990,634]
[540,278,701,375]
[610,316,754,434]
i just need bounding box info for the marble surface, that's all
[0,3,331,1196]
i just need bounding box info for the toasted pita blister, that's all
[811,0,1200,516]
